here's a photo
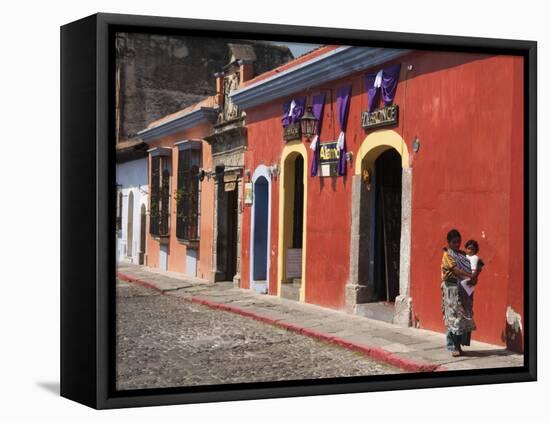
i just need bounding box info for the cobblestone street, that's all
[116,280,403,390]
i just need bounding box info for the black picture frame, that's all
[60,12,537,409]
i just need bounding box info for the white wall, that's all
[116,158,148,263]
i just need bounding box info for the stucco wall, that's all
[241,51,524,347]
[145,123,215,280]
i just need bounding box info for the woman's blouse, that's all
[441,248,472,283]
[441,249,458,282]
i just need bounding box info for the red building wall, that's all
[241,50,524,348]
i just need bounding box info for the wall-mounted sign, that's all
[244,182,253,205]
[318,141,340,177]
[224,173,237,183]
[224,182,236,192]
[362,104,399,130]
[283,122,301,141]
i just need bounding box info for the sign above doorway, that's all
[362,104,399,130]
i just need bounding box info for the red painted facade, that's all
[240,50,524,349]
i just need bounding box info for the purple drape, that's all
[336,84,352,176]
[281,100,291,127]
[290,97,305,124]
[365,64,402,112]
[310,93,326,176]
[365,73,379,113]
[381,64,401,106]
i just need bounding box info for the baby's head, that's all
[465,239,479,256]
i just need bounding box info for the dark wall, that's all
[115,33,294,142]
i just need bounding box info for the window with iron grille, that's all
[176,145,201,241]
[150,156,170,237]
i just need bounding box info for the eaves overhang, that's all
[229,46,410,109]
[138,107,219,143]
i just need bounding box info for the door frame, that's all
[345,129,412,325]
[277,142,308,302]
[249,165,272,293]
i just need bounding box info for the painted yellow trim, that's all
[355,129,410,175]
[277,141,308,302]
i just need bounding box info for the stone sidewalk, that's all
[117,263,523,372]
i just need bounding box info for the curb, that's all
[117,272,164,294]
[117,271,445,373]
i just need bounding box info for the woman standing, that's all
[441,229,477,357]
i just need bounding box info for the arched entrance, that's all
[346,130,412,326]
[250,165,272,294]
[126,191,134,258]
[277,143,308,302]
[373,149,402,302]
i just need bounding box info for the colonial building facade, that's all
[229,45,524,351]
[130,43,524,352]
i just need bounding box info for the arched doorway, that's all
[127,191,134,258]
[346,130,412,325]
[277,145,307,302]
[139,203,146,265]
[250,166,272,294]
[373,149,402,302]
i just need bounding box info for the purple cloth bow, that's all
[310,93,326,177]
[365,64,402,112]
[282,100,291,127]
[290,97,305,124]
[336,84,352,176]
[282,97,306,127]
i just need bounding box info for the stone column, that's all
[393,168,413,326]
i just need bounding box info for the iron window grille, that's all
[150,155,171,237]
[175,143,202,242]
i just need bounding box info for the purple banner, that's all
[365,72,380,113]
[381,64,401,106]
[281,100,291,127]
[336,84,352,176]
[310,93,326,176]
[290,97,306,124]
[365,64,402,112]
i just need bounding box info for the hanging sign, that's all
[283,122,301,141]
[361,104,399,130]
[244,182,253,205]
[318,141,340,177]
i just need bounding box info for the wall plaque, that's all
[283,122,301,141]
[362,104,399,129]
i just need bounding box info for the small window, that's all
[176,145,201,241]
